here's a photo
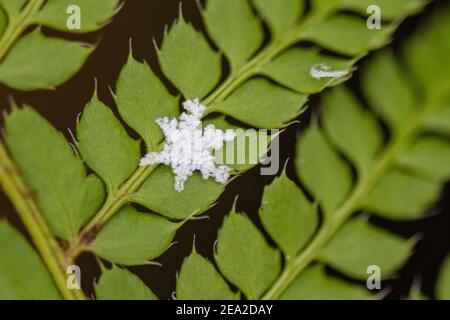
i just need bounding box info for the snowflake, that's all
[140,99,236,192]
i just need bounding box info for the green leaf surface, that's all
[0,6,6,37]
[340,0,425,20]
[177,249,237,300]
[215,209,281,299]
[96,267,157,300]
[302,15,394,56]
[259,172,317,257]
[280,265,372,300]
[322,87,383,173]
[403,8,450,98]
[211,78,307,128]
[261,48,354,94]
[204,0,263,71]
[0,0,27,19]
[77,93,140,191]
[295,125,352,215]
[426,101,450,136]
[92,206,178,266]
[362,170,441,220]
[133,166,224,220]
[0,30,92,90]
[311,0,425,19]
[115,55,179,150]
[362,52,416,132]
[0,221,60,300]
[252,0,305,37]
[158,14,221,99]
[437,256,450,300]
[33,0,119,33]
[4,107,104,240]
[210,120,271,172]
[319,217,412,279]
[399,137,450,182]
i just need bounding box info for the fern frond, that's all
[175,5,450,300]
[0,0,431,299]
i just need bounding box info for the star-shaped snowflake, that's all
[140,99,236,192]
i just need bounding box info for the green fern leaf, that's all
[0,0,120,90]
[0,220,60,300]
[95,266,157,300]
[280,265,373,300]
[259,171,317,258]
[176,247,238,300]
[318,217,413,279]
[77,93,141,192]
[4,107,105,240]
[252,0,305,38]
[203,0,264,72]
[115,54,179,151]
[215,209,281,300]
[437,256,450,300]
[91,206,178,266]
[133,167,225,220]
[157,13,221,100]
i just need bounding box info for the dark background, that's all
[0,0,449,300]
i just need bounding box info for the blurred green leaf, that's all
[280,265,372,300]
[322,86,383,173]
[319,217,412,279]
[0,220,60,300]
[399,137,450,182]
[362,170,440,220]
[302,15,394,56]
[252,0,305,37]
[295,125,352,215]
[437,256,450,300]
[362,52,416,132]
[259,171,317,257]
[262,48,354,94]
[215,209,281,299]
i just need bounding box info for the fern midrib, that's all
[69,5,337,255]
[0,0,45,61]
[262,100,436,300]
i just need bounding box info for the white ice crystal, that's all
[140,99,236,192]
[310,63,350,79]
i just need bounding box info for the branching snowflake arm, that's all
[140,99,235,192]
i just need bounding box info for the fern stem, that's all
[262,104,433,300]
[0,0,45,61]
[72,164,158,248]
[0,141,84,300]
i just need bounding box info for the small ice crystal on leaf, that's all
[140,99,236,192]
[310,63,350,79]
